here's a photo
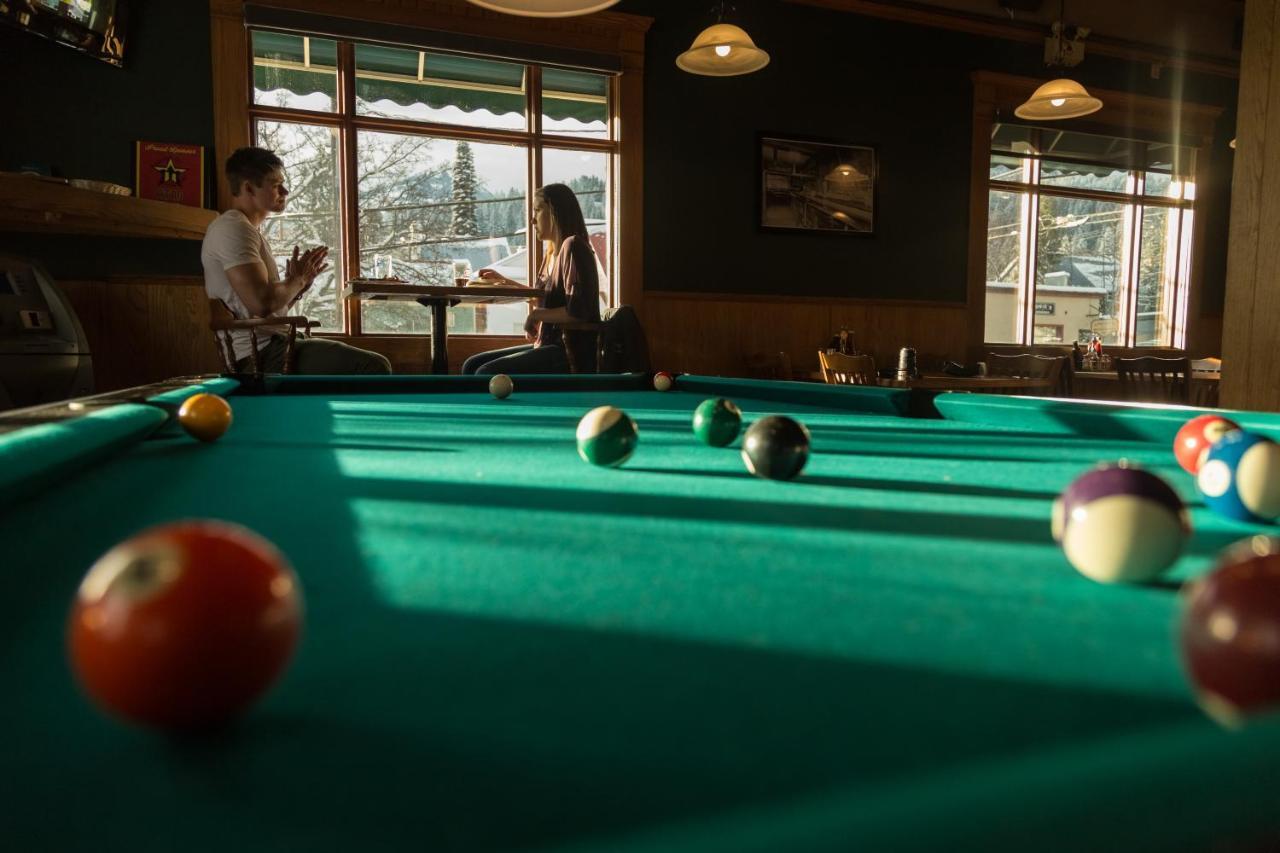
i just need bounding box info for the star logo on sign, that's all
[153,159,186,185]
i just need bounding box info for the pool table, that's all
[3,374,1280,852]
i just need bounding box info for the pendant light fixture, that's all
[1015,0,1102,121]
[677,3,770,77]
[464,0,620,17]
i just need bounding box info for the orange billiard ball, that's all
[67,521,303,730]
[177,393,233,442]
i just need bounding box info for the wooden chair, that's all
[745,351,794,381]
[819,351,877,386]
[208,299,319,376]
[557,319,608,374]
[1115,355,1191,404]
[985,353,1070,397]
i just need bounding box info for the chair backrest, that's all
[206,298,315,376]
[598,305,651,373]
[208,299,240,373]
[819,351,877,386]
[1115,356,1191,404]
[986,352,1069,396]
[745,351,793,381]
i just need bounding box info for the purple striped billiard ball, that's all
[1053,464,1189,584]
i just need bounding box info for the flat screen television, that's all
[0,0,128,67]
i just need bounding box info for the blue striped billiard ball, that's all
[1197,431,1280,523]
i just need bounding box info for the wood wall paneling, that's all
[642,292,967,379]
[1221,0,1278,410]
[61,277,224,391]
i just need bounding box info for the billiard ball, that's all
[67,520,302,730]
[489,373,514,400]
[1197,431,1280,523]
[692,398,742,447]
[741,415,810,480]
[577,406,638,467]
[1180,536,1280,726]
[177,393,233,443]
[1055,464,1188,583]
[1174,414,1239,474]
[653,371,674,392]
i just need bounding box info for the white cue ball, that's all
[489,374,514,399]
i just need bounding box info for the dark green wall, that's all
[0,1,1237,310]
[618,0,1238,310]
[0,0,213,277]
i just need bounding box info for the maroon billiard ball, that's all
[68,521,303,730]
[1180,536,1280,726]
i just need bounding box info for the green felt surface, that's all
[3,378,1279,852]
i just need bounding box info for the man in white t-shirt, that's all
[202,147,390,374]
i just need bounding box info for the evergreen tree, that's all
[450,141,479,237]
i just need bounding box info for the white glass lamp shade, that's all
[465,0,620,17]
[1014,78,1103,121]
[676,23,770,77]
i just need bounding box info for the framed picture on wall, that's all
[135,141,205,207]
[759,135,876,235]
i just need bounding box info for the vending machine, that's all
[0,255,94,410]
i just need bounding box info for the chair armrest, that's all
[210,315,313,331]
[556,320,608,331]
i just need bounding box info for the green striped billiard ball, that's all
[577,406,638,467]
[742,415,810,480]
[692,398,742,447]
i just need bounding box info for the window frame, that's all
[249,35,617,335]
[967,71,1223,359]
[985,125,1196,349]
[209,0,649,345]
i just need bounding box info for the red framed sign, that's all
[135,141,205,207]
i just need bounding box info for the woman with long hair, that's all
[461,183,602,375]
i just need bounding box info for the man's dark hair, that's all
[225,146,284,197]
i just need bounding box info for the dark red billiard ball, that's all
[178,393,233,443]
[1173,414,1239,474]
[653,371,675,392]
[1180,536,1280,726]
[67,520,302,730]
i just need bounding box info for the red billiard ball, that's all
[178,393,233,443]
[67,521,302,730]
[653,371,674,392]
[1180,536,1280,727]
[1173,414,1239,474]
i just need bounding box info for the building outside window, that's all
[984,124,1195,349]
[249,31,616,336]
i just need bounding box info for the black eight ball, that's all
[742,415,810,480]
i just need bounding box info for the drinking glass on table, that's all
[452,259,471,286]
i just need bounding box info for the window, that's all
[249,30,617,335]
[983,125,1195,348]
